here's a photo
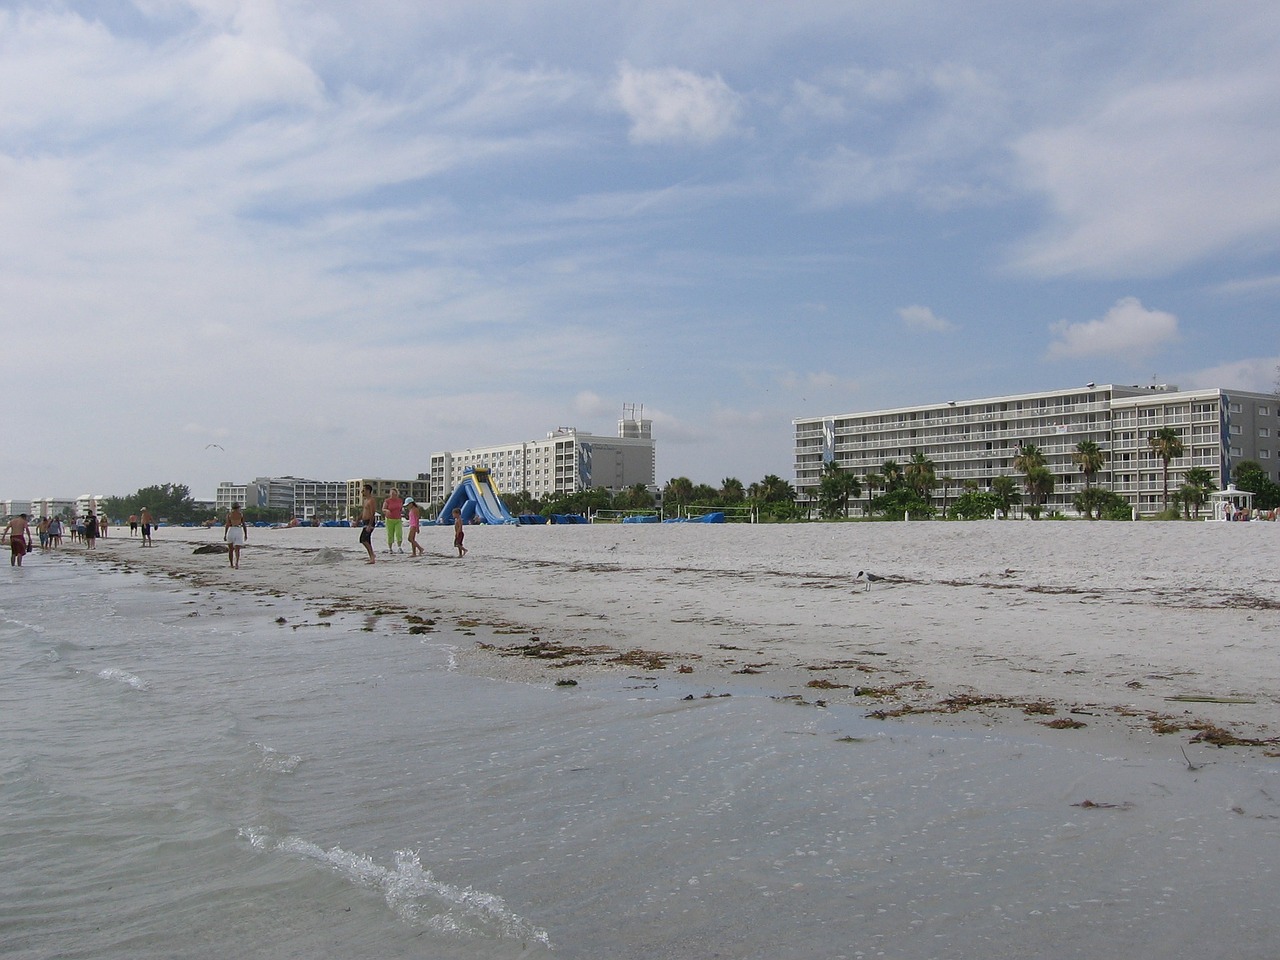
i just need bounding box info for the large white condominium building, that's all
[429,407,656,503]
[794,384,1278,516]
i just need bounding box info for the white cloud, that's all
[1046,297,1179,360]
[897,304,954,333]
[1182,356,1280,394]
[1214,273,1280,297]
[614,62,743,145]
[1011,72,1280,277]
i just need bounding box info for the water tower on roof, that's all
[618,403,651,439]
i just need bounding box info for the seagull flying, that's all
[205,443,225,450]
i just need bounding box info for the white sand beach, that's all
[84,518,1280,754]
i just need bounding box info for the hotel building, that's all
[794,384,1278,516]
[428,407,656,503]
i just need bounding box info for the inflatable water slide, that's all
[435,468,517,525]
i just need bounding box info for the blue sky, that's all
[3,1,1279,500]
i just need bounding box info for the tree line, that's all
[60,432,1280,526]
[811,431,1279,521]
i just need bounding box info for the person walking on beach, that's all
[98,514,108,538]
[48,516,62,548]
[140,507,154,546]
[359,484,377,564]
[4,514,32,566]
[128,513,138,536]
[452,508,467,557]
[37,516,50,552]
[383,487,404,554]
[405,497,425,557]
[83,511,97,550]
[223,502,248,569]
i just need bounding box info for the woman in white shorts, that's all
[223,502,248,569]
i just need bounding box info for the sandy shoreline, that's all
[72,519,1280,757]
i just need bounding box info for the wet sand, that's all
[80,519,1280,757]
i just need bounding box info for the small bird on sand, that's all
[855,570,884,591]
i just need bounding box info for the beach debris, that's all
[1165,695,1257,704]
[554,679,578,687]
[1042,717,1087,729]
[1188,724,1278,748]
[807,678,851,690]
[1180,747,1203,771]
[1072,799,1134,810]
[311,547,344,564]
[192,543,227,555]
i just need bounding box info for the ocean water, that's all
[3,557,1280,960]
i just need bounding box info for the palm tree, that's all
[1013,443,1046,478]
[1149,427,1184,512]
[719,477,745,504]
[904,451,937,502]
[617,483,655,510]
[1072,440,1107,489]
[880,459,904,492]
[937,474,956,518]
[759,474,796,503]
[1024,465,1056,517]
[1182,466,1216,520]
[990,475,1021,518]
[663,477,694,511]
[817,460,862,519]
[862,472,883,518]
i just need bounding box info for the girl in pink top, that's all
[405,497,425,557]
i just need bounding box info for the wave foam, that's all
[238,828,551,948]
[97,668,149,690]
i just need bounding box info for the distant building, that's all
[428,406,656,503]
[343,478,432,520]
[215,476,348,521]
[30,497,77,519]
[794,384,1278,517]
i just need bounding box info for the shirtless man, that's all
[140,507,154,546]
[4,513,31,566]
[359,484,377,564]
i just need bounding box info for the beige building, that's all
[429,407,656,504]
[794,384,1278,516]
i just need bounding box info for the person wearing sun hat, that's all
[404,496,426,557]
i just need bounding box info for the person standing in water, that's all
[223,502,248,569]
[4,514,31,566]
[359,484,377,564]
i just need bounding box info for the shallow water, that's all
[3,557,1279,959]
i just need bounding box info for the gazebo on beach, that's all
[1208,483,1253,521]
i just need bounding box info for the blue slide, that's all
[435,468,517,525]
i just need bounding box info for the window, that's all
[1262,450,1272,459]
[1260,428,1271,438]
[1260,406,1271,416]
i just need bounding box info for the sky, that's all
[3,1,1279,500]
